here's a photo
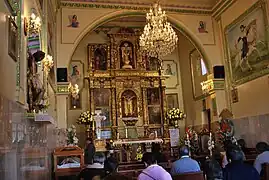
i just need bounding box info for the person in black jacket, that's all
[85,138,95,165]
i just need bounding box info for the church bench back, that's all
[263,163,269,180]
[172,171,204,180]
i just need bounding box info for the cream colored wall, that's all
[218,0,269,118]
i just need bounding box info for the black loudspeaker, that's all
[57,68,68,82]
[213,66,225,79]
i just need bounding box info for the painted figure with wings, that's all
[68,15,79,28]
[234,20,261,71]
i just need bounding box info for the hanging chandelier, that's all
[139,3,178,59]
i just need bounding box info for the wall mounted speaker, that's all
[57,68,68,82]
[213,66,225,79]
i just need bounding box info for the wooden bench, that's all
[173,171,204,180]
[263,163,269,180]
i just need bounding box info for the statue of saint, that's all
[123,95,135,116]
[121,42,133,69]
[94,110,106,139]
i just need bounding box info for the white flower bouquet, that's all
[77,111,94,125]
[66,125,78,146]
[166,108,186,127]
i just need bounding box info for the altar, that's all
[86,28,170,145]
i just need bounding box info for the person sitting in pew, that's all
[254,142,269,174]
[204,152,223,180]
[138,152,172,180]
[170,146,200,175]
[223,146,259,180]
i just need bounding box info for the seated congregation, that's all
[76,140,269,180]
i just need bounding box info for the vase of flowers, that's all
[166,108,186,127]
[77,111,95,138]
[66,125,78,146]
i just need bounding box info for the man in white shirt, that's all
[254,142,269,174]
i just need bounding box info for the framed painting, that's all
[69,93,82,110]
[146,57,159,71]
[190,49,209,99]
[8,17,18,62]
[163,60,179,89]
[147,88,160,105]
[225,0,269,85]
[93,88,110,107]
[166,93,179,110]
[231,88,239,103]
[148,107,161,124]
[69,60,84,88]
[88,44,110,70]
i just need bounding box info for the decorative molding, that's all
[212,0,237,20]
[57,84,69,94]
[60,2,212,15]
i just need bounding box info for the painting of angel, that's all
[67,15,79,28]
[225,1,269,85]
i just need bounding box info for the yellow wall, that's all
[218,0,269,118]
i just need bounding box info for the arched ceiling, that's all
[61,0,220,10]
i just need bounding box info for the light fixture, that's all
[201,79,214,94]
[29,12,41,34]
[68,83,80,98]
[42,55,54,74]
[139,2,178,59]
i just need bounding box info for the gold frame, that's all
[88,44,110,71]
[8,17,18,62]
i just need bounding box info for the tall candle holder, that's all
[185,133,191,156]
[208,132,215,156]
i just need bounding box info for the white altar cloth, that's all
[113,138,163,146]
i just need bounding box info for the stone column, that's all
[56,84,69,129]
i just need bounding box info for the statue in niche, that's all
[94,47,107,70]
[121,90,137,117]
[120,42,133,69]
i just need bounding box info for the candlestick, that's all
[125,128,128,139]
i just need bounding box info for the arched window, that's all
[200,58,208,76]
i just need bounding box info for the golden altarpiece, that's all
[86,28,170,146]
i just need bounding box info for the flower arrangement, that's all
[166,108,186,127]
[216,118,236,146]
[66,125,78,146]
[77,111,94,125]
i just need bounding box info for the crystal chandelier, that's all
[139,3,178,58]
[68,83,80,98]
[29,13,41,34]
[42,55,54,74]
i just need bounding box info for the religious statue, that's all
[121,90,137,117]
[94,109,107,139]
[121,42,133,69]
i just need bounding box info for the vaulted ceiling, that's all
[62,0,221,10]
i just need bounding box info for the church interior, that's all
[1,0,269,179]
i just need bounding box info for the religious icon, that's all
[70,93,81,109]
[120,41,133,69]
[94,109,107,139]
[94,89,110,107]
[67,15,79,28]
[166,93,179,110]
[94,47,107,70]
[121,90,137,117]
[148,107,161,124]
[164,63,175,76]
[69,61,83,87]
[198,21,208,33]
[147,88,160,105]
[146,57,159,71]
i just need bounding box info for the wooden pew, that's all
[263,163,269,180]
[172,171,204,180]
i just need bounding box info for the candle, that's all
[125,128,128,139]
[92,121,95,131]
[155,131,157,138]
[117,132,119,140]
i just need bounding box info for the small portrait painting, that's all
[8,17,18,61]
[146,57,159,71]
[94,47,107,70]
[147,88,160,105]
[69,61,83,87]
[148,107,161,124]
[70,93,81,109]
[67,15,79,28]
[231,88,239,103]
[163,60,179,89]
[94,89,110,107]
[166,94,179,110]
[198,21,208,33]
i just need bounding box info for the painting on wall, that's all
[231,88,239,103]
[166,93,179,110]
[67,15,79,28]
[148,107,161,124]
[147,88,160,105]
[70,93,81,110]
[198,21,208,33]
[225,0,269,85]
[69,60,84,88]
[163,60,179,89]
[146,57,159,71]
[94,47,107,70]
[8,17,18,61]
[94,89,110,107]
